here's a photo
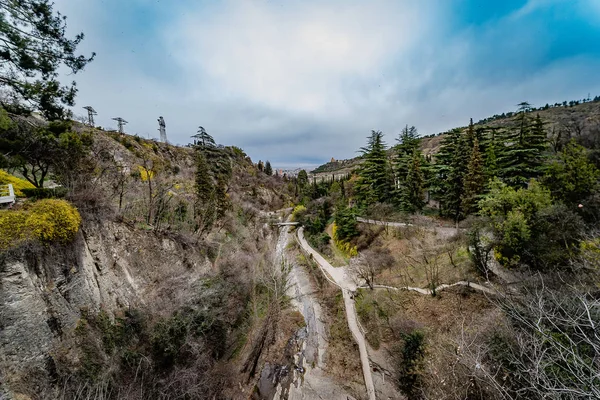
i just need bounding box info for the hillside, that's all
[0,120,306,399]
[312,98,600,175]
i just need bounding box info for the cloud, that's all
[53,0,600,167]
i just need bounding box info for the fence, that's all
[0,184,15,204]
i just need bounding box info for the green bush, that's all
[21,186,68,199]
[479,179,583,269]
[398,330,426,399]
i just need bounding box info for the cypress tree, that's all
[265,161,273,176]
[355,130,391,205]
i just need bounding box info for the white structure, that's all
[0,184,15,206]
[158,116,167,142]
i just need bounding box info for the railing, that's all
[0,184,15,204]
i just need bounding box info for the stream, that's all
[257,223,355,400]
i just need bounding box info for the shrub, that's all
[398,330,426,399]
[26,199,82,243]
[0,169,35,196]
[0,199,82,250]
[291,204,307,222]
[21,187,68,199]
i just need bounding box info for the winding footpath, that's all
[356,216,460,239]
[295,225,498,400]
[296,227,377,400]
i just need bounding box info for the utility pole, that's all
[82,106,97,126]
[158,116,167,142]
[112,117,128,134]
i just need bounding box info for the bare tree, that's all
[457,281,600,400]
[351,247,394,289]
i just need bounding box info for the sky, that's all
[54,0,600,168]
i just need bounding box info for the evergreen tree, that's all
[543,139,600,206]
[194,151,215,235]
[191,126,216,148]
[431,127,470,221]
[265,160,273,176]
[497,112,546,187]
[355,130,391,205]
[297,169,308,194]
[482,128,500,180]
[401,149,425,212]
[334,203,358,242]
[394,125,420,205]
[257,160,264,172]
[0,0,95,119]
[461,137,485,216]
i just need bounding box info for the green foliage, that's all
[333,203,358,242]
[400,149,425,213]
[194,151,216,234]
[0,169,35,196]
[291,204,307,222]
[0,118,92,188]
[543,139,599,207]
[191,126,215,148]
[432,127,470,220]
[265,160,273,176]
[0,199,81,250]
[479,180,583,268]
[461,137,485,215]
[355,130,391,205]
[21,186,67,199]
[497,113,547,187]
[398,330,426,399]
[0,0,95,119]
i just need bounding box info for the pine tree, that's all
[497,112,546,187]
[431,125,471,221]
[265,160,273,176]
[394,125,420,205]
[257,160,264,172]
[461,137,485,216]
[0,1,95,119]
[482,128,500,180]
[355,130,391,205]
[191,126,216,148]
[401,149,425,212]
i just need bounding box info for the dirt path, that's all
[297,227,376,400]
[356,216,460,239]
[365,281,496,296]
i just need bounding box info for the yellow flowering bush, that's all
[332,222,358,257]
[137,165,155,181]
[0,169,35,197]
[0,199,82,250]
[291,205,307,222]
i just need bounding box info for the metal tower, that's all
[82,106,97,126]
[158,116,167,142]
[112,117,128,134]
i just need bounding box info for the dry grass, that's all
[356,287,504,399]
